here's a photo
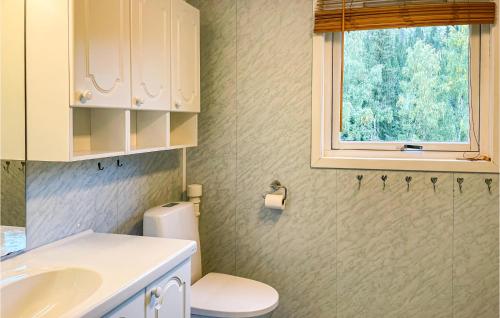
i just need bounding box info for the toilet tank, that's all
[143,202,202,283]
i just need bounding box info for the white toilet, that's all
[143,202,279,318]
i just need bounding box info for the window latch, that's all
[401,144,423,151]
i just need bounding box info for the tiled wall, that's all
[186,0,499,317]
[1,160,26,227]
[26,150,183,249]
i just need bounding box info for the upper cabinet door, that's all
[171,0,200,112]
[131,0,171,110]
[72,0,131,108]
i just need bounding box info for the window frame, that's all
[311,24,499,172]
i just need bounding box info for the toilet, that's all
[143,202,279,318]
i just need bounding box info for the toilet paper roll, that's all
[264,193,286,210]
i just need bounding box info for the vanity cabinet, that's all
[26,0,199,161]
[103,261,191,318]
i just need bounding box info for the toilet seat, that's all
[191,273,279,318]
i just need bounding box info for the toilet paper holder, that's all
[262,180,288,200]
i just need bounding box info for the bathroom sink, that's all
[1,267,102,318]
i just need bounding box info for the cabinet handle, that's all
[175,101,181,109]
[151,286,163,310]
[135,97,144,106]
[151,286,162,298]
[79,90,93,103]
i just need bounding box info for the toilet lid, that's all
[191,273,279,318]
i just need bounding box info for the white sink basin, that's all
[1,267,102,318]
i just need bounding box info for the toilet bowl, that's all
[143,202,279,318]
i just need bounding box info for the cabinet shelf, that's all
[71,108,126,160]
[72,150,126,160]
[129,110,168,153]
[169,112,197,148]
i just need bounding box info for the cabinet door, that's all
[72,0,131,108]
[171,0,200,112]
[131,0,171,110]
[146,261,191,318]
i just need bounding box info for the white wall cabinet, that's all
[27,0,199,161]
[103,261,191,318]
[171,0,200,112]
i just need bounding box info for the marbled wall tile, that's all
[1,160,26,226]
[187,0,238,275]
[337,171,453,318]
[235,167,337,318]
[93,157,120,233]
[234,1,336,317]
[194,0,237,156]
[26,160,96,248]
[115,157,150,235]
[274,169,337,318]
[236,0,312,169]
[453,173,499,318]
[26,150,182,249]
[187,1,499,317]
[189,153,237,275]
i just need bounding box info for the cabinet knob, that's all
[152,286,162,298]
[79,90,93,103]
[175,101,181,109]
[135,97,144,106]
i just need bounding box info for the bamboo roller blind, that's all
[315,0,496,33]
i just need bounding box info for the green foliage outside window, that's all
[342,25,470,143]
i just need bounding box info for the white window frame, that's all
[312,24,500,172]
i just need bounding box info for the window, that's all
[312,25,499,172]
[335,25,479,152]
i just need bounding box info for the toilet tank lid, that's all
[144,202,194,218]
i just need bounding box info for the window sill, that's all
[312,153,499,173]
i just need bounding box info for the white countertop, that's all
[0,230,197,317]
